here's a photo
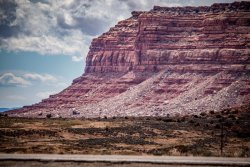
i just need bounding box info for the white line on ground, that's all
[0,154,250,166]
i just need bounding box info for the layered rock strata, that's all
[8,1,250,117]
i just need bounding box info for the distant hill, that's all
[0,107,20,112]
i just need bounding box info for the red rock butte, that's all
[8,1,250,118]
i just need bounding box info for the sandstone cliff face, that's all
[9,2,250,118]
[85,1,250,73]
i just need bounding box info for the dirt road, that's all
[0,154,249,166]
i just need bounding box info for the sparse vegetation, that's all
[200,112,206,117]
[46,113,52,118]
[0,113,8,117]
[0,106,249,156]
[209,110,215,114]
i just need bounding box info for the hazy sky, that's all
[0,0,237,107]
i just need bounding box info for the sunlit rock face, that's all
[9,2,250,118]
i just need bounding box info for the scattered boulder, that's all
[46,113,52,118]
[71,108,80,115]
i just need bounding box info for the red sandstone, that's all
[8,1,250,118]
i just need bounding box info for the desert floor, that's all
[0,107,249,157]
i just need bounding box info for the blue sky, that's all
[0,0,237,108]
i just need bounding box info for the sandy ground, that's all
[0,106,249,156]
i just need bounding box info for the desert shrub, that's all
[1,113,8,117]
[189,120,195,124]
[193,115,199,118]
[224,121,232,128]
[163,118,174,122]
[240,146,250,157]
[200,112,207,117]
[216,114,222,118]
[181,117,186,122]
[231,109,239,114]
[215,124,220,129]
[235,129,250,138]
[175,145,190,154]
[46,113,52,118]
[218,118,225,123]
[209,110,215,114]
[147,148,171,156]
[156,117,162,121]
[223,109,230,115]
[192,147,212,156]
[228,114,236,119]
[195,123,200,127]
[151,149,163,156]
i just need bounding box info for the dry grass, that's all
[0,106,249,156]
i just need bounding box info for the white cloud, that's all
[1,0,233,62]
[0,73,31,87]
[72,55,83,62]
[64,12,76,26]
[0,0,89,59]
[0,72,59,87]
[24,73,57,83]
[36,91,56,99]
[1,32,87,56]
[0,0,183,62]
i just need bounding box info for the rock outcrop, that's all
[8,1,250,117]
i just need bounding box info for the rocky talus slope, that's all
[8,1,250,117]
